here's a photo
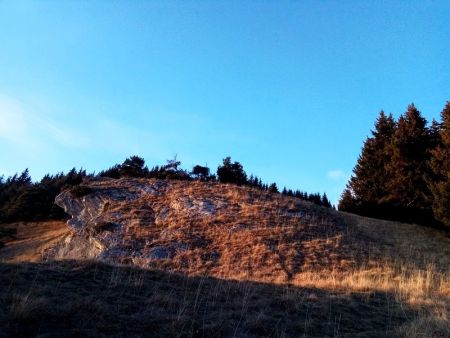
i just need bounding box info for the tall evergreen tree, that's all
[338,188,357,212]
[345,111,396,213]
[384,104,433,221]
[191,165,210,180]
[321,193,332,208]
[268,183,278,193]
[429,102,450,226]
[217,157,247,185]
[119,156,148,177]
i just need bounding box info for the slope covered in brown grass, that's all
[0,221,69,263]
[50,178,375,280]
[0,179,449,337]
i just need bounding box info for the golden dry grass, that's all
[1,179,449,336]
[0,260,414,337]
[0,220,69,263]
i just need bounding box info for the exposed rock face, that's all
[52,178,357,281]
[54,178,204,265]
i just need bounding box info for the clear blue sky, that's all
[1,1,449,205]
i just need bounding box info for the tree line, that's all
[0,156,331,224]
[339,102,450,228]
[0,168,87,223]
[99,155,332,207]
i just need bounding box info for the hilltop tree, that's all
[160,156,190,180]
[98,164,121,179]
[321,193,332,208]
[217,157,247,185]
[268,183,278,193]
[429,118,442,150]
[384,104,433,221]
[338,188,357,212]
[119,156,148,178]
[0,169,33,213]
[346,111,396,214]
[0,168,89,223]
[429,102,450,226]
[163,156,181,173]
[191,165,210,180]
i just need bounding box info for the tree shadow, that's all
[0,260,416,337]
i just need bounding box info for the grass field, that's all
[0,260,418,337]
[0,181,449,337]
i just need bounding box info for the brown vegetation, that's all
[0,221,69,263]
[0,180,449,336]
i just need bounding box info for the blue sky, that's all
[0,1,449,205]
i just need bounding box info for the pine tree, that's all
[345,111,396,213]
[338,188,357,212]
[217,157,247,185]
[429,102,450,226]
[268,183,278,193]
[322,193,332,208]
[429,118,442,150]
[384,104,433,221]
[119,155,149,177]
[191,165,210,180]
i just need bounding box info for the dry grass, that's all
[0,220,69,263]
[0,260,417,337]
[1,180,449,336]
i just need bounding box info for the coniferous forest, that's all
[339,102,450,228]
[0,156,331,224]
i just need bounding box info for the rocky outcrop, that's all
[53,178,219,265]
[51,177,354,281]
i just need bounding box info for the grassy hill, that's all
[0,180,449,337]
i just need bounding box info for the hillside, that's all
[1,179,449,337]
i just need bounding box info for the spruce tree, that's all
[217,157,247,185]
[338,188,357,212]
[429,102,450,226]
[268,183,278,193]
[345,111,396,213]
[321,193,332,208]
[119,156,148,178]
[384,104,432,221]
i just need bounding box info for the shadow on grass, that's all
[0,260,414,338]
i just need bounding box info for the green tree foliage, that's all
[119,156,149,177]
[349,111,396,209]
[280,187,331,207]
[217,157,247,185]
[0,168,88,223]
[384,104,433,222]
[340,103,449,226]
[1,154,334,224]
[159,156,191,180]
[147,157,190,180]
[100,156,190,180]
[429,102,450,226]
[99,156,149,179]
[268,183,278,193]
[338,188,357,212]
[321,193,332,208]
[191,165,211,180]
[98,164,121,179]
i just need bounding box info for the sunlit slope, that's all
[0,179,449,336]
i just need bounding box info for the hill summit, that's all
[52,178,355,282]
